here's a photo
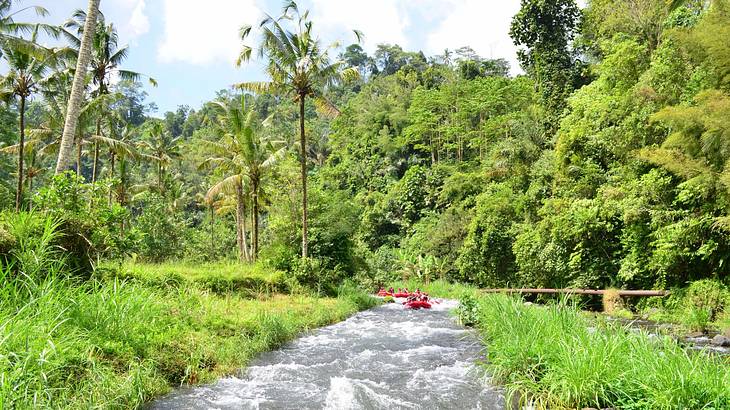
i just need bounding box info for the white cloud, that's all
[108,0,150,43]
[158,0,261,65]
[427,0,522,73]
[127,0,150,39]
[306,0,410,53]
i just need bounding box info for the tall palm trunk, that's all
[28,151,35,210]
[92,118,100,182]
[210,204,215,258]
[299,94,308,259]
[157,163,162,191]
[250,202,255,258]
[235,177,250,262]
[54,0,100,174]
[252,179,259,260]
[119,158,128,206]
[108,151,115,205]
[76,137,82,177]
[15,95,25,212]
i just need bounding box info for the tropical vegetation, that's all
[0,0,729,407]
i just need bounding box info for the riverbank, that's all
[389,280,729,409]
[0,262,377,408]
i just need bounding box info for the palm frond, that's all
[206,174,242,202]
[233,81,273,95]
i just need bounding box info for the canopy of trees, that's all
[1,0,729,291]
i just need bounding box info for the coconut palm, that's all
[202,96,285,261]
[55,0,100,175]
[62,9,155,182]
[236,0,359,258]
[0,1,59,58]
[0,27,64,211]
[138,120,181,192]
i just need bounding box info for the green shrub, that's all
[33,172,137,272]
[131,192,188,262]
[457,293,480,326]
[456,183,521,287]
[291,257,346,295]
[684,279,727,319]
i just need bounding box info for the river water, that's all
[150,299,504,409]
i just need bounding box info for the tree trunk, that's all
[92,142,99,182]
[92,117,100,182]
[235,177,250,262]
[15,95,25,212]
[210,204,215,258]
[55,0,101,174]
[119,159,127,206]
[157,163,162,191]
[28,152,35,211]
[299,94,308,259]
[252,179,259,260]
[108,151,115,205]
[76,138,82,177]
[250,201,255,258]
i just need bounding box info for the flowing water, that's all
[150,299,504,409]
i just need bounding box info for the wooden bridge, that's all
[481,288,670,297]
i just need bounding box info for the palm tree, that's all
[55,0,100,175]
[202,96,284,261]
[138,121,181,192]
[62,9,155,182]
[203,96,285,260]
[97,119,138,204]
[0,1,58,57]
[236,0,359,258]
[0,27,62,211]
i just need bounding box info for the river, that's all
[150,299,504,409]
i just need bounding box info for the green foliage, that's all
[131,192,188,262]
[683,279,728,326]
[510,0,585,131]
[0,261,370,408]
[475,294,730,409]
[456,292,479,326]
[34,173,136,269]
[291,257,346,295]
[457,183,522,287]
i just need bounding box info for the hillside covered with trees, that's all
[3,0,728,291]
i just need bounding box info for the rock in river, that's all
[711,335,730,347]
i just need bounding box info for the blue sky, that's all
[17,0,525,114]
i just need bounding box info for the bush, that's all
[131,192,188,262]
[682,279,728,330]
[34,172,137,272]
[456,183,521,287]
[291,257,346,295]
[457,293,480,326]
[684,279,727,319]
[263,177,360,276]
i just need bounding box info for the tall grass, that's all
[474,295,730,409]
[0,214,377,408]
[108,261,290,297]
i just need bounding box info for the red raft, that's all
[405,300,432,309]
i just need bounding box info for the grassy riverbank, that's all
[0,262,377,409]
[474,294,729,409]
[389,280,729,409]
